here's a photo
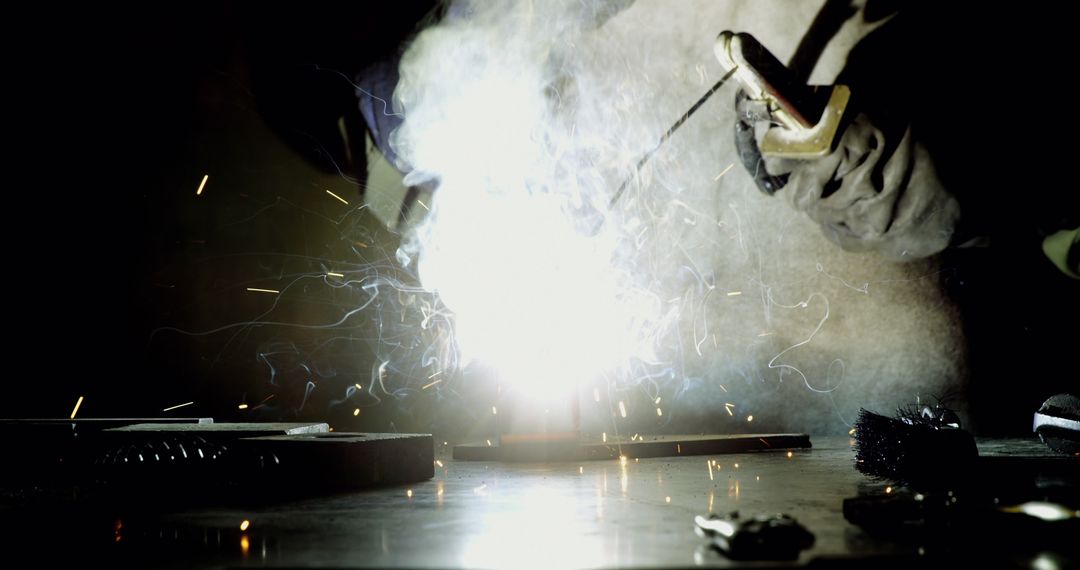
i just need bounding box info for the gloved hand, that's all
[734,89,961,261]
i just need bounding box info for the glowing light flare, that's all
[403,86,663,402]
[239,520,250,531]
[325,189,349,205]
[392,3,683,420]
[70,396,84,419]
[162,401,194,412]
[1004,501,1078,521]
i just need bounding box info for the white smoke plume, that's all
[389,0,964,434]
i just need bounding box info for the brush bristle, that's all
[853,408,977,488]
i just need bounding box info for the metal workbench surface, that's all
[2,436,1074,568]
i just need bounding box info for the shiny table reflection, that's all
[96,436,912,568]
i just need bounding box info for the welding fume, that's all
[259,0,1077,437]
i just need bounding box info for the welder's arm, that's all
[735,91,961,261]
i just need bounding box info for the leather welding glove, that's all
[734,89,961,261]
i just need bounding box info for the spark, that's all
[593,388,600,402]
[726,291,742,296]
[491,406,497,415]
[757,331,774,337]
[734,463,739,469]
[353,408,360,416]
[162,401,194,412]
[355,241,368,248]
[618,401,627,418]
[656,408,663,417]
[708,461,714,480]
[619,456,628,466]
[848,428,856,436]
[885,486,893,494]
[239,520,250,532]
[69,396,84,419]
[654,396,661,405]
[246,288,279,294]
[421,378,443,390]
[724,403,734,416]
[759,438,771,447]
[325,189,349,205]
[677,444,682,454]
[786,451,794,459]
[665,496,671,503]
[756,475,760,481]
[579,466,584,474]
[196,174,209,195]
[416,199,430,211]
[713,163,735,181]
[355,383,363,390]
[486,439,492,446]
[602,432,607,443]
[407,489,413,498]
[719,384,727,393]
[326,272,344,278]
[435,460,444,468]
[237,403,248,410]
[746,415,753,422]
[428,371,443,379]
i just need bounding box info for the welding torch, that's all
[609,31,851,207]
